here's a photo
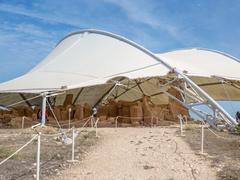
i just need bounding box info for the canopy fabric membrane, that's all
[0,29,239,108]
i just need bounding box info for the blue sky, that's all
[0,0,240,82]
[0,0,239,115]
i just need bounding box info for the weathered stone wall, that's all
[0,92,190,128]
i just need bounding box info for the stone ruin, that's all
[0,88,190,128]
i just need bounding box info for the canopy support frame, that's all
[113,78,152,99]
[92,28,236,125]
[41,92,47,126]
[73,88,84,105]
[19,93,32,107]
[167,80,234,127]
[159,88,219,127]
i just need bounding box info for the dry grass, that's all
[0,147,17,159]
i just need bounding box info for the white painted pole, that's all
[41,93,47,126]
[22,116,25,129]
[36,133,41,180]
[151,116,153,128]
[180,117,183,136]
[68,108,72,129]
[95,118,98,137]
[213,109,216,123]
[90,116,93,128]
[72,127,75,161]
[201,123,204,154]
[95,122,97,137]
[115,117,118,128]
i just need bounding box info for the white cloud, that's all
[0,2,92,28]
[102,0,206,48]
[0,1,180,39]
[15,23,51,37]
[1,21,53,38]
[0,3,74,27]
[103,0,179,38]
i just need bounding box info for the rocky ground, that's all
[0,125,239,180]
[49,127,216,180]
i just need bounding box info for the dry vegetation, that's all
[0,127,98,180]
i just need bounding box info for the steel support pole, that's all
[41,93,47,126]
[175,71,236,126]
[36,133,41,180]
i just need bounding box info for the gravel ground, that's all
[184,125,240,180]
[50,127,216,180]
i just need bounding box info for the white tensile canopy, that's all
[0,29,239,126]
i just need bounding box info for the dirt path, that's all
[51,127,216,180]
